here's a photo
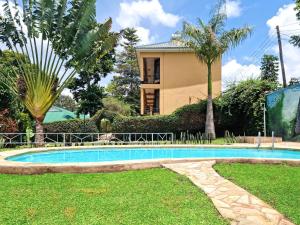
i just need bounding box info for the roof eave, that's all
[136,48,193,53]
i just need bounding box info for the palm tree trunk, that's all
[35,117,44,146]
[205,63,216,139]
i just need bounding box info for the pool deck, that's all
[1,142,300,174]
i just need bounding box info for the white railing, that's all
[0,133,174,147]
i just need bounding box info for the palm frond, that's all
[219,26,253,52]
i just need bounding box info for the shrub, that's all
[43,109,121,134]
[112,101,220,134]
[0,109,18,133]
[44,119,98,133]
[103,97,136,116]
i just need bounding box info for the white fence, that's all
[0,133,174,147]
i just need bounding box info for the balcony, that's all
[143,89,160,115]
[143,57,160,84]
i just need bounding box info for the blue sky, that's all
[96,0,300,88]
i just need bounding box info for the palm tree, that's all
[0,0,119,145]
[179,1,252,139]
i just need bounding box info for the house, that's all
[43,106,89,123]
[136,37,222,115]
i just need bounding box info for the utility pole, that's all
[276,25,287,88]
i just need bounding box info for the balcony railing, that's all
[141,78,160,84]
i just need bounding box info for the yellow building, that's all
[136,38,222,115]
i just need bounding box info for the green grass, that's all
[0,169,228,225]
[214,163,300,225]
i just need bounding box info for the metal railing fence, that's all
[0,133,174,147]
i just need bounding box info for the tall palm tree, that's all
[0,0,119,145]
[179,1,252,139]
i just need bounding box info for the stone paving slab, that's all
[163,161,295,225]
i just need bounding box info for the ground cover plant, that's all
[0,169,228,225]
[214,163,300,224]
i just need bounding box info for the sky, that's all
[96,0,300,89]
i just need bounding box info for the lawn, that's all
[0,169,228,225]
[214,163,300,225]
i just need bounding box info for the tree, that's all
[68,52,115,116]
[76,85,106,116]
[179,1,252,139]
[0,0,119,145]
[103,97,135,116]
[54,95,77,112]
[107,28,140,113]
[290,0,300,47]
[289,77,300,86]
[0,50,26,117]
[219,79,278,135]
[260,55,279,83]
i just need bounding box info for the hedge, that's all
[44,119,98,133]
[43,109,121,133]
[112,101,224,135]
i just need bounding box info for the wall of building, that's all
[138,51,221,115]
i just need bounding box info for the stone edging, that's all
[0,157,300,175]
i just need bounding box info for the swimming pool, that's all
[7,147,300,163]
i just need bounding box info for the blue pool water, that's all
[7,148,300,163]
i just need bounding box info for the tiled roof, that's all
[136,40,190,51]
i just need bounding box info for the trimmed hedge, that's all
[44,119,98,133]
[43,109,121,133]
[112,101,223,134]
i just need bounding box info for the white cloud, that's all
[116,0,180,44]
[222,59,260,90]
[267,3,300,83]
[222,3,300,89]
[224,0,242,18]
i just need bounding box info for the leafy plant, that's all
[0,109,18,133]
[0,0,119,145]
[290,0,300,47]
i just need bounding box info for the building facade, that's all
[136,39,222,115]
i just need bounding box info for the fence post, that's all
[257,132,261,149]
[151,133,154,144]
[63,133,66,147]
[272,131,275,150]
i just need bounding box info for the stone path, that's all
[163,161,294,225]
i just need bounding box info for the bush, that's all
[0,109,18,133]
[103,97,136,116]
[43,109,121,134]
[44,119,98,133]
[112,101,219,134]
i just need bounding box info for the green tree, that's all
[290,0,300,47]
[0,0,119,144]
[108,28,140,113]
[103,97,135,116]
[179,1,252,139]
[219,79,278,135]
[68,52,115,116]
[260,54,279,83]
[76,85,106,116]
[54,94,77,112]
[0,50,26,117]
